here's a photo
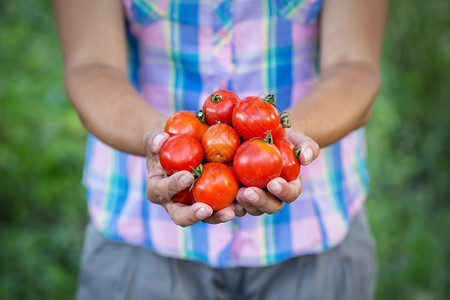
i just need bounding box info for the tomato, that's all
[191,163,239,211]
[233,133,283,188]
[274,138,301,182]
[201,124,240,163]
[160,135,203,175]
[165,110,208,140]
[232,94,283,140]
[203,90,240,125]
[172,189,195,205]
[272,112,291,139]
[198,122,209,139]
[272,122,285,140]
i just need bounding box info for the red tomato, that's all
[199,122,209,139]
[191,163,239,211]
[203,90,240,125]
[233,133,283,188]
[201,124,240,163]
[272,122,285,140]
[232,94,282,140]
[274,138,301,182]
[160,135,203,175]
[172,189,195,205]
[165,111,208,141]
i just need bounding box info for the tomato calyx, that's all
[196,110,207,124]
[262,131,274,145]
[263,94,276,105]
[185,109,207,124]
[294,147,302,162]
[210,94,223,103]
[189,164,203,191]
[280,112,291,128]
[246,130,275,145]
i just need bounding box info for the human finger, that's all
[144,130,171,155]
[163,202,213,227]
[266,177,302,204]
[236,187,284,215]
[146,171,194,205]
[202,206,236,224]
[284,128,320,165]
[231,201,246,218]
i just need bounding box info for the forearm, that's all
[65,64,167,156]
[288,61,381,147]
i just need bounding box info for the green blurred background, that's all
[0,0,449,299]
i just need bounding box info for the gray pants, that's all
[77,209,377,300]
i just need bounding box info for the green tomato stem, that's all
[263,131,274,145]
[196,110,206,123]
[280,112,291,128]
[294,147,302,162]
[189,164,203,191]
[210,94,222,103]
[263,94,276,105]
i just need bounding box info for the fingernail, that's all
[196,207,210,219]
[179,173,193,186]
[302,148,313,165]
[152,134,165,151]
[269,180,282,193]
[219,215,231,222]
[244,189,259,204]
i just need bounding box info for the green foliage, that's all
[366,0,450,299]
[0,0,87,299]
[0,0,449,299]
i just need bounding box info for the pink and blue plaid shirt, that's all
[83,0,369,267]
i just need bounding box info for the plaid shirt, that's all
[83,0,369,267]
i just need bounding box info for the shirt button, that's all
[219,80,228,89]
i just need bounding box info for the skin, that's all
[53,0,389,225]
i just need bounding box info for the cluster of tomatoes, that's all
[159,90,301,211]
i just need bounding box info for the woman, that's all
[54,0,388,299]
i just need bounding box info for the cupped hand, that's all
[144,130,244,227]
[236,128,320,216]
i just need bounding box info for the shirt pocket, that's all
[123,0,204,27]
[276,0,323,25]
